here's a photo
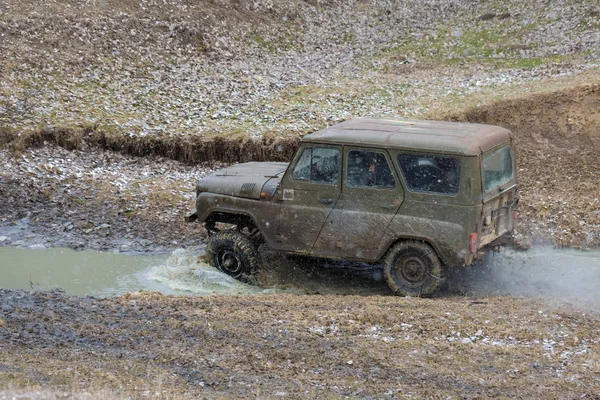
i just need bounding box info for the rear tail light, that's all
[469,233,478,253]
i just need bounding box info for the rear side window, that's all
[397,154,461,195]
[483,146,513,192]
[346,150,396,188]
[291,147,340,184]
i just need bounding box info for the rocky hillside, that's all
[1,0,599,137]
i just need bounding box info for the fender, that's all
[196,192,281,247]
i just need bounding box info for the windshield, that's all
[482,146,513,192]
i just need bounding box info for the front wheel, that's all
[206,231,260,285]
[383,241,445,297]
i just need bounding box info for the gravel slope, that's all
[1,0,599,137]
[1,0,599,250]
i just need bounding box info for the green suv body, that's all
[190,118,518,296]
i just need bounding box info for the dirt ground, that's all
[1,290,600,399]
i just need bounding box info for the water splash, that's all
[449,246,600,307]
[146,247,283,295]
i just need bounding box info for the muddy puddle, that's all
[0,247,288,297]
[1,245,599,300]
[0,245,390,297]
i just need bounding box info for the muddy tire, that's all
[383,241,445,297]
[206,231,260,285]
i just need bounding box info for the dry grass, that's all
[0,126,301,164]
[426,67,600,119]
[0,388,127,400]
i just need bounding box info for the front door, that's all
[276,145,342,254]
[337,148,404,261]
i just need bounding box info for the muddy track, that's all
[1,289,600,399]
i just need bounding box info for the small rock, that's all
[0,236,7,242]
[0,318,7,328]
[68,241,85,250]
[479,12,496,21]
[139,239,153,247]
[12,240,25,247]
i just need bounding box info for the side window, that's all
[346,150,396,188]
[397,154,461,195]
[291,147,340,184]
[311,147,340,183]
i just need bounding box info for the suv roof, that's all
[302,118,512,156]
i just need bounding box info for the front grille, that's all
[240,182,256,195]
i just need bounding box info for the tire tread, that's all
[206,230,260,284]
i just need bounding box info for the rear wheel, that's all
[206,230,260,285]
[384,241,445,297]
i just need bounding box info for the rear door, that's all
[480,144,518,246]
[276,145,342,253]
[333,148,404,261]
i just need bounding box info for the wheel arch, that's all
[205,211,263,236]
[379,236,449,265]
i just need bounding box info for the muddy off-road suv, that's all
[189,119,518,296]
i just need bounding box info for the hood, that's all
[196,162,288,199]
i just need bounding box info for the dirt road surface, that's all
[1,289,600,399]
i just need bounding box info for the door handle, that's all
[382,204,397,210]
[319,198,334,204]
